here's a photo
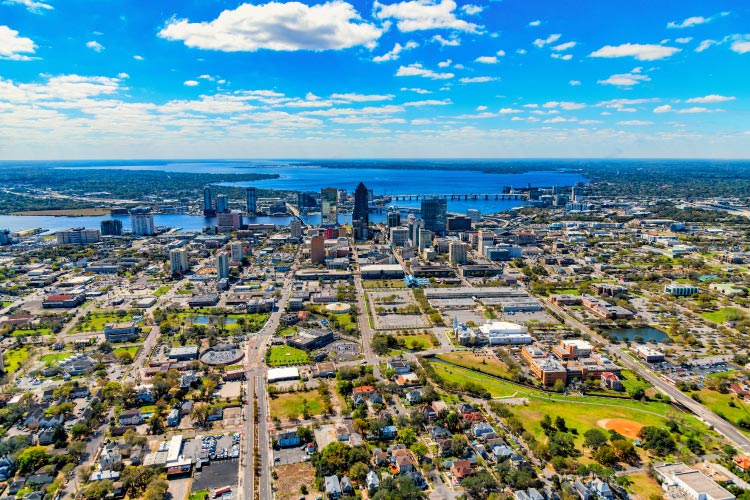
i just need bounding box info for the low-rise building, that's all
[104,322,139,342]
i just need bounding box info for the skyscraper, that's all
[100,219,123,236]
[387,209,401,229]
[418,228,432,252]
[421,197,447,234]
[246,187,257,214]
[466,209,481,223]
[203,186,215,216]
[290,219,302,238]
[449,241,468,264]
[353,182,369,240]
[310,234,324,264]
[216,194,229,213]
[130,206,155,236]
[216,252,230,279]
[407,215,424,247]
[169,249,189,274]
[320,188,338,226]
[230,241,244,262]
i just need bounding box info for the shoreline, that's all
[10,208,112,217]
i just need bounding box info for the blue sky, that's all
[1,0,748,159]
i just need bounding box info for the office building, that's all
[56,227,100,245]
[203,186,215,216]
[478,230,495,256]
[418,228,432,252]
[169,249,190,274]
[571,185,584,203]
[421,197,447,233]
[466,209,481,223]
[387,209,401,229]
[0,229,10,246]
[297,192,316,212]
[310,234,325,264]
[353,182,369,240]
[321,188,338,226]
[230,242,244,262]
[390,227,410,247]
[216,194,229,213]
[216,252,230,279]
[246,187,257,214]
[290,219,302,238]
[130,207,155,236]
[100,219,123,236]
[446,216,472,232]
[665,283,699,296]
[449,241,468,264]
[407,216,424,246]
[217,211,241,231]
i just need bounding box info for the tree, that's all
[450,435,468,457]
[68,441,87,461]
[593,446,618,466]
[583,429,608,449]
[147,413,165,435]
[398,428,416,447]
[611,439,639,464]
[143,478,169,500]
[84,480,114,500]
[120,466,159,497]
[71,422,89,440]
[191,402,211,428]
[372,476,427,500]
[461,469,499,500]
[410,442,429,460]
[18,446,49,473]
[638,426,676,456]
[349,462,369,482]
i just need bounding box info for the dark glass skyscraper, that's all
[353,182,369,240]
[203,186,215,216]
[421,197,447,234]
[246,187,257,214]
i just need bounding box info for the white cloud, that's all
[184,80,199,87]
[476,105,487,111]
[677,107,712,114]
[86,40,105,52]
[373,41,418,62]
[374,0,482,33]
[667,12,729,29]
[569,80,581,86]
[459,76,497,83]
[731,40,750,54]
[597,71,651,87]
[496,49,505,57]
[117,72,130,79]
[396,63,454,80]
[403,98,451,106]
[686,94,735,103]
[653,104,672,113]
[618,120,652,125]
[437,59,451,67]
[2,0,52,13]
[590,43,680,61]
[696,39,718,52]
[533,34,561,48]
[551,53,572,60]
[432,34,461,46]
[133,55,144,61]
[498,108,522,114]
[330,93,394,102]
[675,37,692,44]
[401,87,432,94]
[516,48,527,55]
[0,26,37,60]
[475,55,497,64]
[543,101,586,110]
[158,1,382,52]
[551,41,576,51]
[528,20,541,27]
[460,4,483,15]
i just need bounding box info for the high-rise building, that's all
[130,207,155,236]
[310,234,325,264]
[217,211,241,231]
[571,185,584,203]
[407,216,424,247]
[216,252,230,279]
[478,230,495,256]
[100,219,123,236]
[466,209,481,223]
[203,186,215,216]
[353,182,369,240]
[56,227,100,245]
[320,188,338,226]
[390,227,410,247]
[387,209,401,229]
[290,219,302,238]
[230,241,244,262]
[446,216,472,232]
[418,228,432,252]
[297,192,316,212]
[449,241,468,264]
[421,197,447,234]
[0,229,11,246]
[169,249,190,274]
[216,194,229,213]
[246,187,257,214]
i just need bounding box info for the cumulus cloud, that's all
[158,1,382,52]
[667,11,729,29]
[653,105,672,113]
[597,69,651,87]
[675,37,692,43]
[432,34,461,46]
[374,0,482,33]
[133,55,144,61]
[400,87,432,94]
[184,80,199,87]
[618,120,652,125]
[543,101,586,110]
[533,34,561,48]
[396,63,454,79]
[569,80,581,86]
[459,76,497,83]
[2,0,52,13]
[373,40,418,62]
[551,53,572,60]
[86,40,105,52]
[590,43,680,61]
[460,4,483,15]
[551,41,576,51]
[732,40,750,54]
[330,93,394,102]
[0,26,37,60]
[403,98,451,106]
[475,55,497,64]
[687,94,735,103]
[496,49,505,57]
[528,20,541,27]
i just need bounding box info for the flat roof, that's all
[267,367,300,381]
[166,435,183,464]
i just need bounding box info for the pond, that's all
[606,327,670,343]
[190,315,237,326]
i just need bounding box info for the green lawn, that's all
[701,307,744,323]
[363,280,407,289]
[139,405,158,413]
[620,369,652,394]
[1,301,12,308]
[113,345,140,357]
[12,328,52,337]
[76,311,132,332]
[553,288,581,296]
[623,473,664,499]
[40,352,73,365]
[694,389,750,430]
[394,332,437,351]
[189,490,209,500]
[267,345,311,366]
[437,351,510,378]
[269,390,324,420]
[154,285,171,297]
[177,287,193,295]
[278,327,297,336]
[3,347,30,373]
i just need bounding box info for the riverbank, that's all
[11,208,112,216]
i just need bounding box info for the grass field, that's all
[189,489,208,500]
[40,352,73,364]
[3,347,30,373]
[624,473,664,499]
[620,369,652,394]
[394,332,437,351]
[437,351,511,378]
[694,389,750,429]
[77,311,132,332]
[363,279,407,289]
[1,301,12,308]
[12,328,52,337]
[269,390,324,420]
[267,345,311,366]
[154,285,171,297]
[701,307,743,323]
[113,346,140,357]
[553,288,581,296]
[331,313,357,332]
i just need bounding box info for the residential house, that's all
[471,422,496,439]
[405,390,422,405]
[588,479,613,500]
[278,429,301,448]
[118,409,142,426]
[457,403,474,414]
[436,439,453,457]
[207,407,223,422]
[405,471,427,489]
[38,414,63,428]
[451,460,473,483]
[0,456,15,482]
[167,409,180,427]
[431,401,448,415]
[366,471,380,491]
[340,477,354,495]
[37,428,57,446]
[392,449,416,473]
[372,448,389,467]
[99,442,123,471]
[134,385,154,404]
[324,475,342,499]
[387,358,411,374]
[429,426,452,441]
[381,425,398,439]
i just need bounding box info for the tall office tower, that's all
[100,219,123,236]
[353,182,369,240]
[478,230,495,256]
[216,252,230,279]
[407,216,424,246]
[571,185,583,203]
[389,227,410,247]
[310,234,325,264]
[230,241,244,262]
[169,249,190,273]
[320,188,338,226]
[387,209,401,229]
[0,229,11,246]
[449,241,468,264]
[130,206,155,236]
[290,219,302,238]
[466,209,481,223]
[216,194,229,213]
[56,228,100,245]
[203,186,215,216]
[297,192,316,212]
[418,228,432,252]
[421,197,447,234]
[246,187,257,215]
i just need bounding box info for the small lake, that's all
[191,315,237,326]
[606,327,670,343]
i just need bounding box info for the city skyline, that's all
[1,0,749,159]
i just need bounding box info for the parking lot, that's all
[191,458,240,491]
[274,445,310,466]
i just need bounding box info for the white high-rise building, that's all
[449,241,468,264]
[216,252,230,279]
[230,242,244,262]
[390,227,410,247]
[478,230,495,256]
[130,207,155,236]
[56,227,100,245]
[169,249,189,273]
[418,228,432,252]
